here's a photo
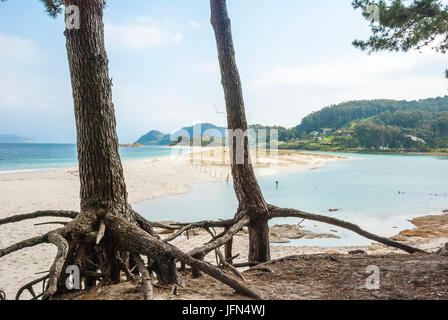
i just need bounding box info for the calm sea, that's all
[135,152,448,246]
[0,143,174,173]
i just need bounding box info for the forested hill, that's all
[284,96,448,152]
[296,96,448,135]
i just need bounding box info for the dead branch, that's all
[268,205,426,254]
[0,210,78,226]
[188,217,250,258]
[226,253,240,263]
[34,221,69,226]
[133,254,154,300]
[163,223,195,243]
[42,233,69,300]
[171,219,235,229]
[15,274,49,300]
[0,233,54,258]
[232,261,259,268]
[216,247,246,283]
[244,266,274,273]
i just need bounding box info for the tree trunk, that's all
[210,0,270,263]
[63,0,179,286]
[65,0,129,218]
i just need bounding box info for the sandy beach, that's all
[0,149,344,298]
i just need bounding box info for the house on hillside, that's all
[322,128,333,136]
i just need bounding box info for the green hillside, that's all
[285,96,448,152]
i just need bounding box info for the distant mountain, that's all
[172,123,226,139]
[134,130,171,146]
[0,135,36,143]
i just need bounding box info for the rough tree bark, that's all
[210,0,271,263]
[63,0,181,288]
[63,0,132,286]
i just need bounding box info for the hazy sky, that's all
[1,0,447,143]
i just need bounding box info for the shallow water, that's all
[135,153,448,246]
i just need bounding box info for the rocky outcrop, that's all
[268,224,339,244]
[390,213,448,240]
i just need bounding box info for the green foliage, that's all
[1,0,64,17]
[248,124,296,143]
[352,0,448,53]
[39,0,64,17]
[295,96,448,135]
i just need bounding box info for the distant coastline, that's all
[294,148,448,156]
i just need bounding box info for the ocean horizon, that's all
[0,143,177,173]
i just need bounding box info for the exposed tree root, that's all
[15,275,49,300]
[34,221,69,226]
[268,205,426,254]
[0,210,77,226]
[42,233,69,300]
[133,254,154,300]
[0,233,53,258]
[188,217,250,258]
[216,247,246,283]
[105,214,262,299]
[0,201,426,301]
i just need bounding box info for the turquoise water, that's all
[0,143,175,173]
[135,153,448,246]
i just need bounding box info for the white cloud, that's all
[0,33,37,63]
[250,51,447,99]
[188,21,201,28]
[245,51,448,127]
[105,22,182,49]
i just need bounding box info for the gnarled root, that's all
[132,254,154,300]
[0,234,53,258]
[268,205,426,254]
[0,211,77,226]
[42,233,69,300]
[106,214,262,299]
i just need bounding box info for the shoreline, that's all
[1,146,446,175]
[294,149,448,156]
[0,149,446,299]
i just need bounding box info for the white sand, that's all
[0,149,339,299]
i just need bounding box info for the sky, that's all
[0,0,447,143]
